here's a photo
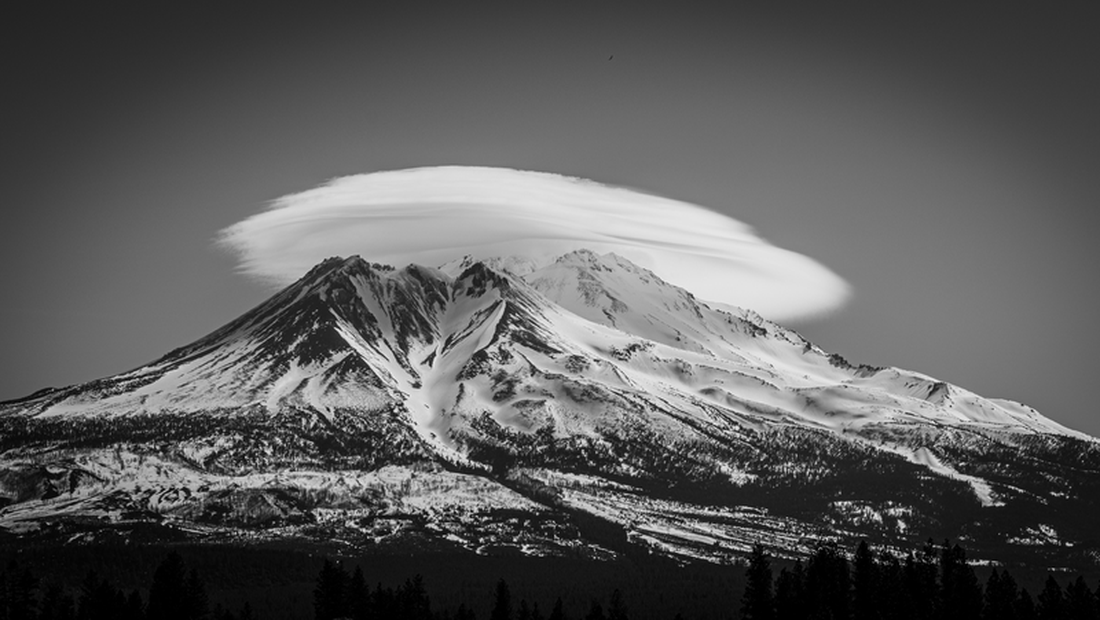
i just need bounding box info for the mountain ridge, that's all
[1,252,1097,567]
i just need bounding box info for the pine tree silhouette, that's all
[313,560,350,620]
[77,570,125,620]
[939,542,982,620]
[39,582,76,620]
[1065,576,1096,620]
[805,545,848,620]
[1038,575,1067,620]
[4,561,38,620]
[348,566,369,620]
[584,600,605,620]
[774,563,805,620]
[608,589,628,620]
[549,597,566,620]
[1016,589,1039,620]
[376,580,398,620]
[185,568,209,620]
[740,544,775,620]
[122,590,144,620]
[455,602,477,620]
[902,545,938,620]
[147,553,188,620]
[399,575,431,620]
[491,579,513,620]
[983,569,1019,620]
[852,541,879,620]
[877,556,904,620]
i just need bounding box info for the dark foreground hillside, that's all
[0,542,739,620]
[2,539,1099,620]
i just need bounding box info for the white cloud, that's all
[219,166,849,321]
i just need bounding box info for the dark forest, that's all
[2,539,1099,620]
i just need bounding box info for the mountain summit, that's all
[1,253,1097,566]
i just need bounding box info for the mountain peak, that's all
[554,248,601,263]
[296,254,379,289]
[439,254,543,278]
[2,250,1096,567]
[299,254,351,279]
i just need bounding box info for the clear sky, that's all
[2,4,1098,437]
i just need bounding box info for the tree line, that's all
[0,552,253,620]
[313,559,630,620]
[311,541,1100,620]
[3,541,1099,620]
[740,540,1100,620]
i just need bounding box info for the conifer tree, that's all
[805,545,848,620]
[877,555,905,620]
[983,569,1019,620]
[1038,576,1067,620]
[348,566,369,620]
[518,600,532,620]
[212,603,234,620]
[399,574,431,620]
[740,544,775,620]
[122,590,145,620]
[147,553,188,620]
[39,582,76,620]
[584,600,605,620]
[185,568,209,620]
[77,570,124,620]
[0,564,6,620]
[455,602,476,620]
[374,582,395,620]
[1065,576,1096,620]
[939,542,982,620]
[902,547,937,620]
[549,597,566,620]
[1016,589,1038,620]
[3,562,38,620]
[774,563,805,620]
[491,579,513,620]
[112,590,128,619]
[313,560,350,620]
[852,541,879,620]
[75,571,94,620]
[608,589,628,620]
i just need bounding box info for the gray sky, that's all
[2,4,1098,437]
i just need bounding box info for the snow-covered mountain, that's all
[1,252,1097,567]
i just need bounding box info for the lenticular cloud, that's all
[220,166,849,321]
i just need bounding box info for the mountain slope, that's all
[1,253,1097,567]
